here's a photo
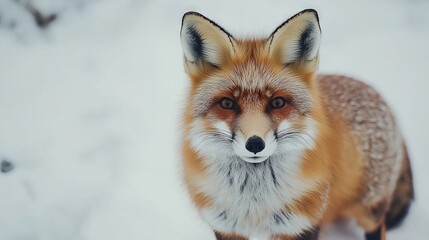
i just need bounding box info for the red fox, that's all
[179,9,413,240]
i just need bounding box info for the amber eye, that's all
[220,98,235,109]
[270,97,286,109]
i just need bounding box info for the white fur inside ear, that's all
[283,21,321,63]
[181,13,234,66]
[181,22,198,62]
[270,11,321,64]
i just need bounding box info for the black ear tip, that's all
[182,11,197,27]
[180,11,234,40]
[182,11,197,26]
[297,9,321,32]
[268,9,321,40]
[302,8,318,14]
[183,11,203,18]
[299,9,320,22]
[181,11,210,31]
[182,11,207,23]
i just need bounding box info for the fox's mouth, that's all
[240,156,270,163]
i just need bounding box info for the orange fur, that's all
[184,38,359,230]
[182,39,366,233]
[180,10,410,240]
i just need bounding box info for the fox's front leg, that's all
[214,231,248,240]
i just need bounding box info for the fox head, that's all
[181,10,321,164]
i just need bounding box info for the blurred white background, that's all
[0,0,428,239]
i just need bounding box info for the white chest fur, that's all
[198,154,318,238]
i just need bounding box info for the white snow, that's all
[0,0,428,239]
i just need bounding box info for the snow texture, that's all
[0,0,428,239]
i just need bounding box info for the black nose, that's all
[245,136,265,154]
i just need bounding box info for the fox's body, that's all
[180,10,413,240]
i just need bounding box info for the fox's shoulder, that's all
[315,74,397,139]
[316,74,391,120]
[316,74,403,205]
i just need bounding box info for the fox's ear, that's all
[181,12,235,69]
[268,9,321,70]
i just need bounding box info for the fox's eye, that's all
[270,97,286,109]
[220,98,235,109]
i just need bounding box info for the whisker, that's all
[276,129,324,162]
[191,129,235,150]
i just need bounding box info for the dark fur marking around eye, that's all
[240,173,249,193]
[268,161,279,187]
[298,23,315,60]
[187,26,204,61]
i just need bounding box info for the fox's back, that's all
[317,75,403,206]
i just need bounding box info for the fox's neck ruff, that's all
[188,116,325,236]
[186,86,325,236]
[198,151,326,236]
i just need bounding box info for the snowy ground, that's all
[0,0,428,239]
